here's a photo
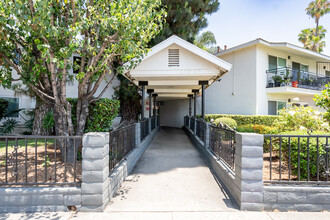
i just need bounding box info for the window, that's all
[0,97,19,118]
[326,70,330,77]
[268,55,286,75]
[168,49,179,67]
[268,101,286,115]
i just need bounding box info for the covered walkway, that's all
[104,127,238,213]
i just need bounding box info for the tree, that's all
[114,75,141,123]
[306,0,330,36]
[150,0,220,45]
[0,0,165,161]
[298,26,327,52]
[194,31,217,53]
[314,84,330,123]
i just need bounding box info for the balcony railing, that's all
[266,67,330,91]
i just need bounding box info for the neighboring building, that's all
[206,38,330,115]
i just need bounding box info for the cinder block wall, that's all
[0,187,81,213]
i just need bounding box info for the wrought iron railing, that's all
[196,119,206,143]
[151,116,155,131]
[157,115,160,127]
[0,135,82,186]
[140,118,149,141]
[264,134,330,184]
[189,117,195,131]
[184,116,189,127]
[209,125,236,171]
[266,67,330,91]
[109,124,136,172]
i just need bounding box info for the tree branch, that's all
[94,71,118,101]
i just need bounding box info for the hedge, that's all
[204,114,279,126]
[214,117,237,128]
[68,98,120,132]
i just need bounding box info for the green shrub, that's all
[67,98,120,133]
[236,124,277,134]
[205,114,278,126]
[0,99,9,120]
[213,117,237,128]
[275,106,328,132]
[265,130,330,180]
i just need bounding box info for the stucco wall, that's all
[159,99,189,128]
[206,46,258,115]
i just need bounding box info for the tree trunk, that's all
[120,99,140,123]
[32,99,53,135]
[52,101,77,163]
[75,99,90,136]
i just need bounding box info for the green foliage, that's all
[85,99,120,132]
[213,117,237,129]
[205,114,278,126]
[274,106,328,132]
[150,0,220,45]
[266,130,329,180]
[314,83,330,123]
[42,110,55,130]
[0,0,165,136]
[0,99,9,121]
[42,155,50,167]
[194,31,217,53]
[0,118,19,134]
[68,98,120,132]
[236,124,277,134]
[298,26,327,52]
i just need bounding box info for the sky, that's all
[204,0,330,55]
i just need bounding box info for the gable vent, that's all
[168,49,179,67]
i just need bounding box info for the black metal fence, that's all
[157,115,160,127]
[264,134,330,184]
[209,125,236,171]
[184,116,189,127]
[109,124,136,172]
[189,117,195,131]
[140,119,149,141]
[0,136,82,186]
[151,117,155,131]
[266,67,330,91]
[196,119,206,142]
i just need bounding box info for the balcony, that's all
[266,67,330,91]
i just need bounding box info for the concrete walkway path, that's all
[104,127,238,212]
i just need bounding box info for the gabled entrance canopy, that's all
[123,35,232,100]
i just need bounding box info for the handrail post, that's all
[205,122,210,148]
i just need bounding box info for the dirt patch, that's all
[0,145,81,186]
[263,152,297,181]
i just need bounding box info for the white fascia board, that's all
[154,89,192,93]
[216,38,330,61]
[147,80,199,86]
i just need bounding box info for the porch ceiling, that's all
[123,35,232,101]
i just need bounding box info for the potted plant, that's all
[272,75,283,87]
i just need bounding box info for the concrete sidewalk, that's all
[104,127,238,212]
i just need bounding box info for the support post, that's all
[192,89,199,117]
[139,81,148,119]
[153,95,157,116]
[199,81,208,120]
[188,94,193,116]
[147,89,154,118]
[202,84,205,119]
